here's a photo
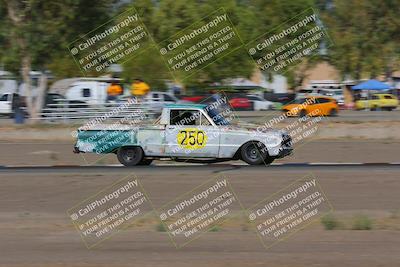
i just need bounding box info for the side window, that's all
[201,114,211,126]
[371,95,379,100]
[384,95,393,99]
[318,98,331,103]
[82,88,91,97]
[0,94,8,101]
[170,110,201,126]
[153,93,159,101]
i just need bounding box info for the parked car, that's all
[264,92,296,105]
[42,93,88,115]
[140,91,190,114]
[282,96,339,117]
[180,95,206,103]
[355,94,398,111]
[295,89,318,99]
[318,89,345,106]
[246,94,275,110]
[144,91,182,103]
[0,93,15,116]
[0,93,26,117]
[74,104,293,166]
[228,96,252,110]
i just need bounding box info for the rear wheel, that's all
[117,147,143,166]
[299,109,307,118]
[240,142,268,165]
[329,109,338,116]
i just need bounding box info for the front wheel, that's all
[329,109,338,116]
[240,142,267,165]
[117,147,144,166]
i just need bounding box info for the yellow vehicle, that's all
[282,96,339,117]
[355,94,398,111]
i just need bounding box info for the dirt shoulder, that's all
[1,121,400,141]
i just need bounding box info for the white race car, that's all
[74,103,292,166]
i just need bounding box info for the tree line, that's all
[0,0,399,112]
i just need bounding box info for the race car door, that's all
[165,109,220,157]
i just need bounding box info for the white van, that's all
[65,81,110,105]
[51,77,123,106]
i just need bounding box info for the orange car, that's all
[282,96,338,117]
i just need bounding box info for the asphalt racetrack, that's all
[1,157,400,266]
[0,139,399,267]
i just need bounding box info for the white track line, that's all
[2,162,400,168]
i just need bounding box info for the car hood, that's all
[282,103,299,109]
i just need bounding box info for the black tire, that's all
[139,158,153,165]
[329,109,338,116]
[240,142,267,165]
[117,147,143,166]
[299,109,307,118]
[370,106,377,111]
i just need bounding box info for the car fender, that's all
[219,129,283,158]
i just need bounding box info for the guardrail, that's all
[34,100,159,123]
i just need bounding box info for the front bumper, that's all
[276,134,293,158]
[276,147,293,158]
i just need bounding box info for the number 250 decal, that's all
[177,128,207,149]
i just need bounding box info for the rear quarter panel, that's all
[77,130,138,154]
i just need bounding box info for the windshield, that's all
[294,98,307,104]
[205,107,230,125]
[203,94,232,125]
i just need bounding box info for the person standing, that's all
[106,82,123,102]
[12,94,25,124]
[131,79,150,98]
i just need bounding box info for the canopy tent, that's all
[352,79,392,90]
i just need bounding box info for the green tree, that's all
[0,0,115,121]
[323,0,400,80]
